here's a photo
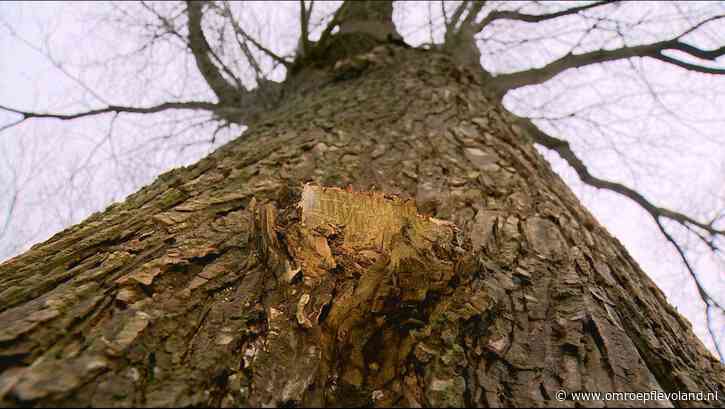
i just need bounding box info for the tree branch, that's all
[668,41,725,61]
[219,1,292,69]
[653,217,724,363]
[652,53,725,75]
[317,1,351,47]
[473,1,614,33]
[0,101,219,132]
[517,116,723,236]
[492,43,661,92]
[139,1,188,44]
[299,0,313,57]
[706,305,725,362]
[461,1,486,29]
[493,37,725,93]
[446,1,471,32]
[185,1,243,104]
[675,13,725,40]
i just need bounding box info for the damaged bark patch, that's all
[299,184,458,251]
[246,184,483,406]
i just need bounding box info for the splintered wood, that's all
[299,184,457,252]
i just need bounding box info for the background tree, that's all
[0,1,724,406]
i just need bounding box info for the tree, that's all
[0,1,724,406]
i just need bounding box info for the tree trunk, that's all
[0,45,723,408]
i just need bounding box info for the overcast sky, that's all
[1,1,723,356]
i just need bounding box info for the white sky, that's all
[0,1,723,356]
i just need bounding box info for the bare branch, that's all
[516,116,724,237]
[192,4,248,93]
[0,118,25,134]
[317,2,349,48]
[473,1,615,33]
[675,13,725,40]
[493,42,661,92]
[299,0,313,56]
[668,41,725,61]
[185,1,243,104]
[493,37,725,93]
[218,1,292,69]
[232,27,265,80]
[0,101,219,132]
[461,1,486,29]
[654,218,724,363]
[446,1,471,33]
[706,305,725,362]
[653,53,725,75]
[139,1,187,44]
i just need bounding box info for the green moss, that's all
[157,188,187,210]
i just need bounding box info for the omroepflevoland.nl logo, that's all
[556,390,719,403]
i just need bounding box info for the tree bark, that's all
[0,45,723,407]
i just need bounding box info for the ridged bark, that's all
[0,46,723,407]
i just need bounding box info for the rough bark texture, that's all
[0,45,723,408]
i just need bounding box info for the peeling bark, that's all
[0,46,723,407]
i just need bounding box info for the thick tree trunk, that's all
[0,46,723,407]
